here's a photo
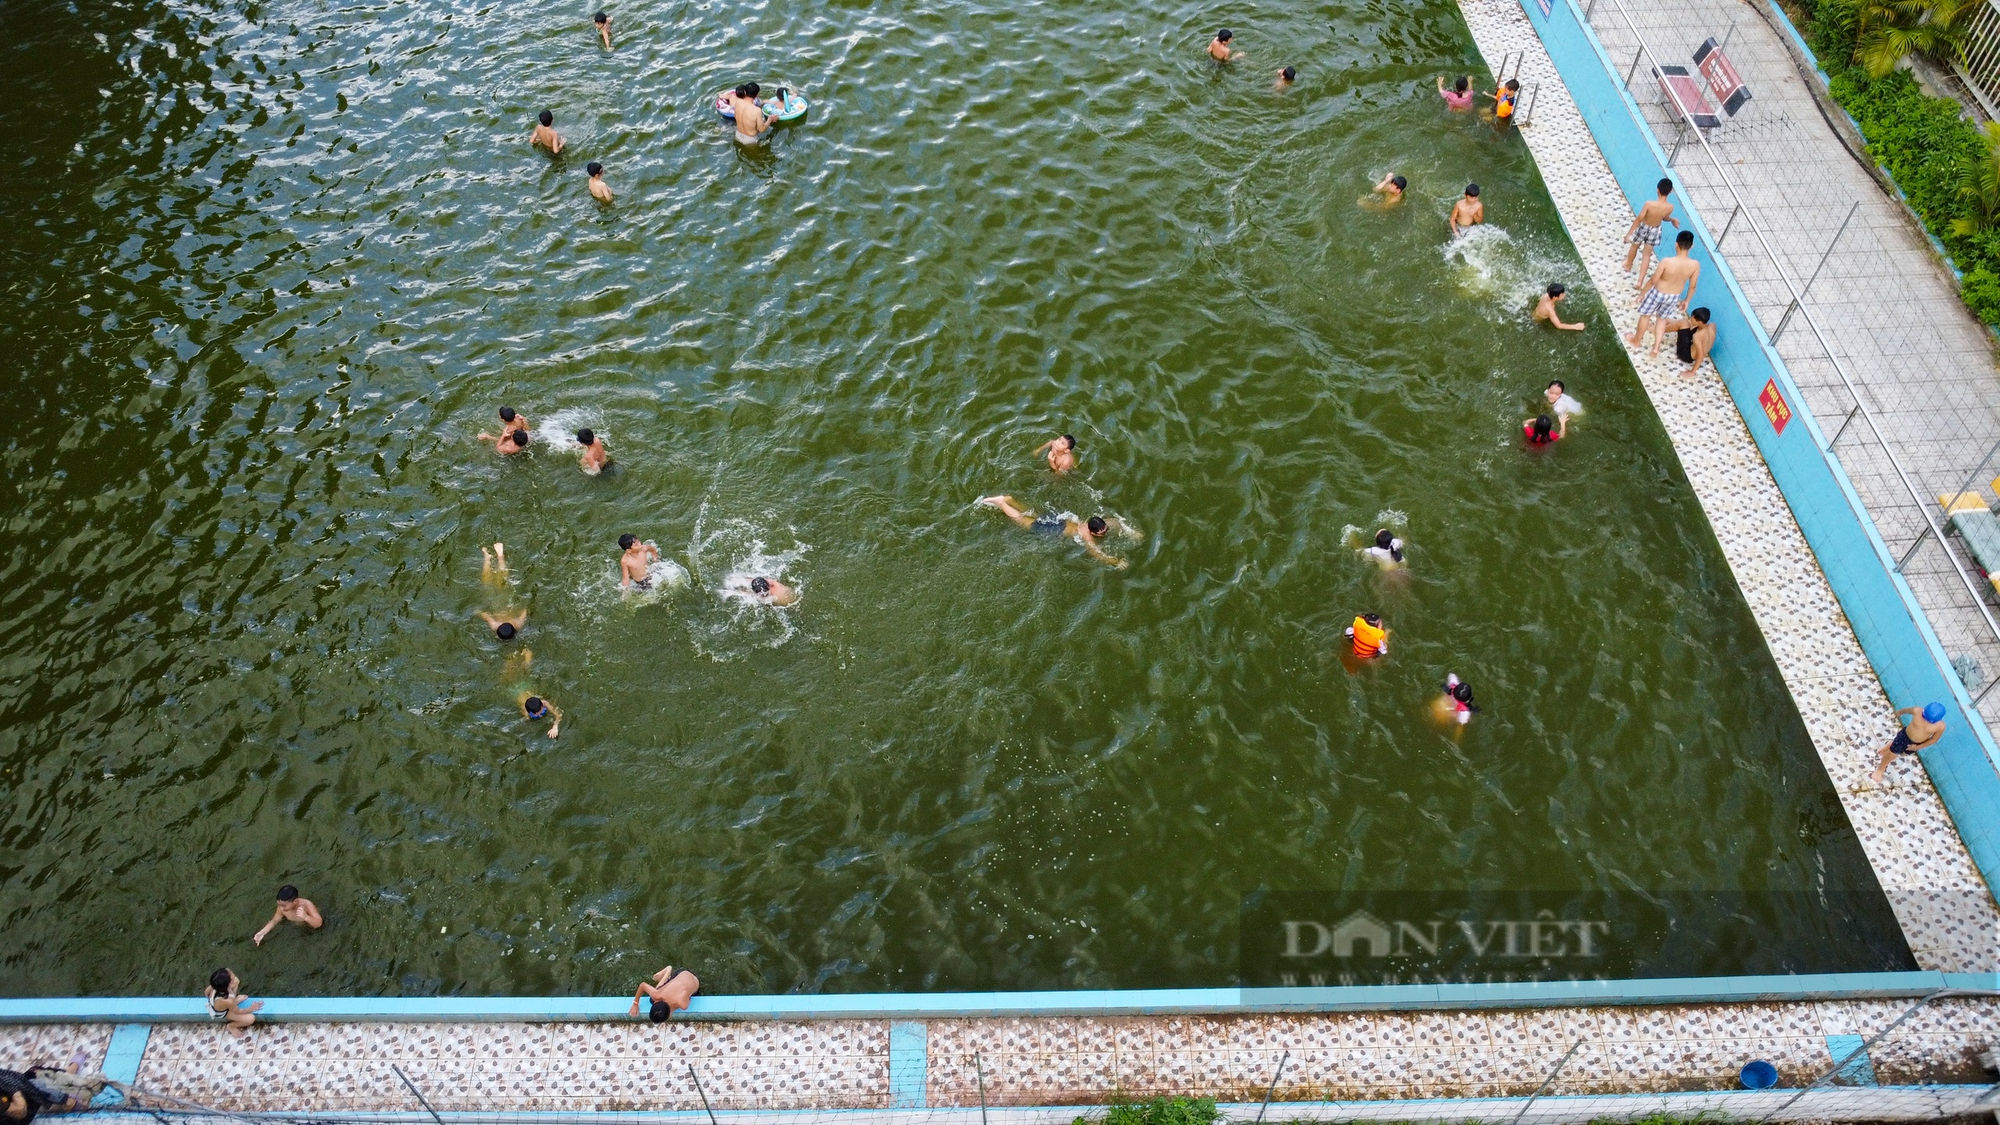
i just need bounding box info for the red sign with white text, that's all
[1759,379,1792,435]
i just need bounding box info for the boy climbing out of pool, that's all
[1871,701,1946,784]
[577,429,609,474]
[1533,283,1584,330]
[1631,231,1700,354]
[750,576,798,606]
[531,110,564,155]
[1664,307,1716,379]
[1034,434,1078,473]
[251,884,323,946]
[1623,179,1680,280]
[729,83,771,145]
[1208,29,1234,61]
[593,11,611,48]
[978,495,1133,568]
[618,534,659,590]
[519,692,562,739]
[629,965,700,1022]
[1363,174,1406,209]
[1449,184,1482,238]
[587,162,613,203]
[1345,613,1388,658]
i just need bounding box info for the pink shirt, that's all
[1441,88,1474,108]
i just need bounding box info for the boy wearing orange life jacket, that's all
[1346,613,1388,658]
[1486,78,1520,131]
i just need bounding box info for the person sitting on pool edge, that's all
[577,428,609,474]
[1524,414,1560,445]
[519,692,562,739]
[1533,283,1584,331]
[1664,307,1716,379]
[729,83,771,145]
[1872,701,1946,783]
[977,495,1132,568]
[1034,434,1077,473]
[750,576,798,606]
[629,964,700,1022]
[1346,613,1387,658]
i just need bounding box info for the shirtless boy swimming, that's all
[1449,184,1483,238]
[1533,283,1584,331]
[531,110,564,155]
[587,162,613,203]
[978,495,1132,568]
[750,576,798,606]
[618,534,659,589]
[1208,29,1234,61]
[1034,434,1077,473]
[729,83,770,145]
[577,429,609,474]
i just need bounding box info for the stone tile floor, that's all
[1454,0,2000,973]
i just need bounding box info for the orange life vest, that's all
[1496,90,1517,117]
[1351,616,1386,657]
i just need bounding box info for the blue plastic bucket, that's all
[1740,1060,1779,1089]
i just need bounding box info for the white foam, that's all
[534,407,607,450]
[685,506,809,656]
[1441,225,1579,320]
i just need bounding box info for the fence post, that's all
[689,1063,721,1125]
[1255,1050,1290,1125]
[1509,1043,1581,1125]
[1626,46,1645,87]
[1716,202,1742,248]
[390,1066,445,1125]
[976,1049,989,1125]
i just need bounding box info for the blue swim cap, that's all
[1923,702,1947,722]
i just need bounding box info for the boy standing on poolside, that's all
[1872,702,1946,784]
[1630,230,1699,354]
[1623,178,1680,280]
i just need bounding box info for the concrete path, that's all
[1581,0,2000,727]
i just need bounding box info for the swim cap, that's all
[1923,702,1946,722]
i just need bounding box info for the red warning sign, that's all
[1759,379,1792,435]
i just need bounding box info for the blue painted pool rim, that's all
[3,973,1995,1023]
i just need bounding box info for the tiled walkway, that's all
[1453,0,2000,970]
[2,999,1997,1112]
[1582,0,2000,727]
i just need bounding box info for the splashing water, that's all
[1441,226,1581,320]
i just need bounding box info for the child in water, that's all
[1345,613,1388,658]
[1432,674,1478,727]
[1359,529,1404,569]
[1524,414,1560,445]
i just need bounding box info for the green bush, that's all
[1074,1098,1220,1125]
[1797,0,2000,326]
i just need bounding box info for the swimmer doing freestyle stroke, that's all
[749,576,797,606]
[978,495,1135,568]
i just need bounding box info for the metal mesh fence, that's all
[1577,0,2000,724]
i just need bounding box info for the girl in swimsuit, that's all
[205,968,263,1035]
[1438,75,1474,109]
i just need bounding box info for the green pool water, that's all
[0,0,1910,996]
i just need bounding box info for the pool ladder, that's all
[1493,50,1539,127]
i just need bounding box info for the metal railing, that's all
[1595,0,2000,707]
[1958,0,2000,120]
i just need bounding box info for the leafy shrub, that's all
[1075,1098,1220,1125]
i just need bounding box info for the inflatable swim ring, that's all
[715,88,811,121]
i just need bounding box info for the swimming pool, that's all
[0,0,1910,994]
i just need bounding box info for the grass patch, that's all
[1072,1099,1221,1125]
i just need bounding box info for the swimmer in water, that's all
[618,533,659,590]
[749,576,798,606]
[1543,380,1582,437]
[1345,613,1388,658]
[577,428,608,475]
[531,109,564,155]
[978,495,1131,568]
[1434,674,1478,727]
[1449,184,1483,238]
[519,692,562,739]
[1363,174,1406,210]
[587,161,613,203]
[1208,28,1234,61]
[593,10,611,48]
[1871,701,1945,783]
[629,965,700,1022]
[1524,414,1560,445]
[1534,283,1585,331]
[1485,77,1520,130]
[1438,74,1475,109]
[1034,434,1077,473]
[729,83,771,145]
[1360,528,1404,569]
[1275,65,1296,89]
[478,428,531,455]
[481,542,510,587]
[480,607,526,641]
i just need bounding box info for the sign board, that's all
[1759,379,1792,435]
[1536,0,1551,15]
